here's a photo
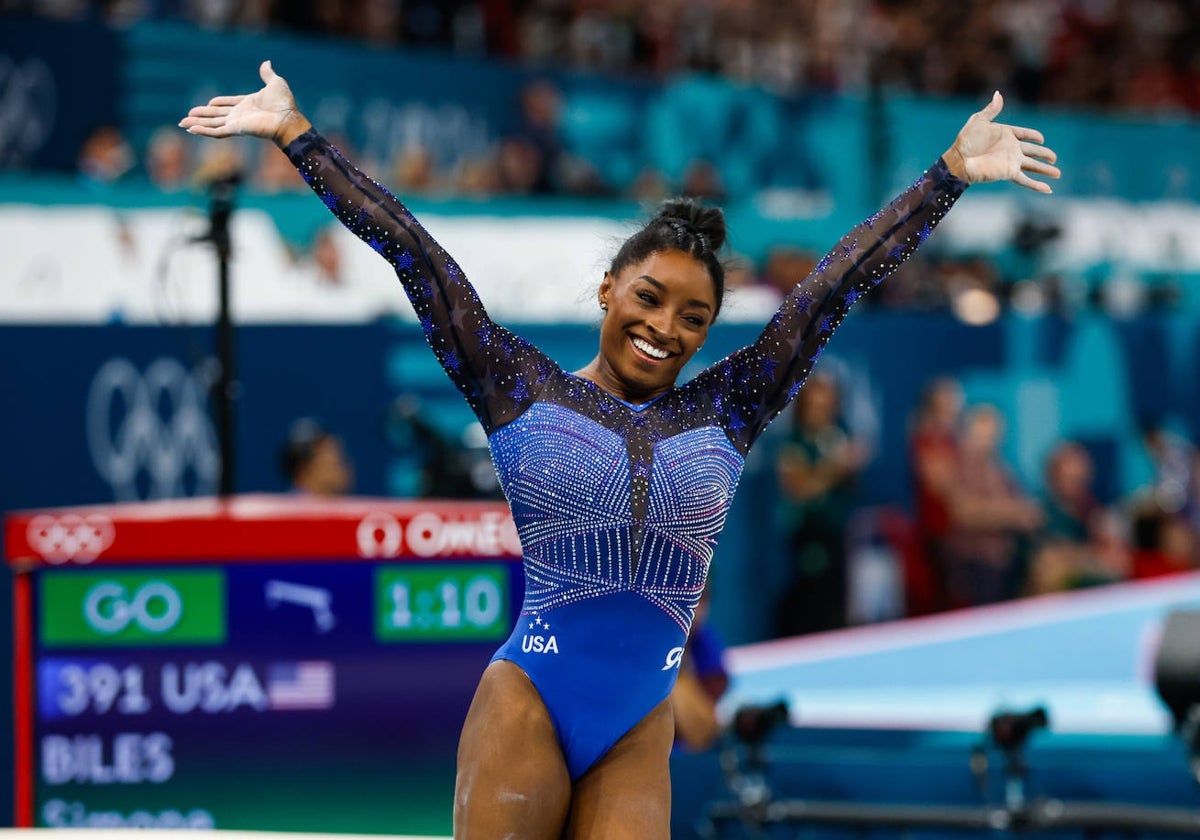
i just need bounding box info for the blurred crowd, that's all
[772,374,1200,637]
[52,0,1191,318]
[14,0,1200,114]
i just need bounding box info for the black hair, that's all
[609,197,728,319]
[279,417,331,482]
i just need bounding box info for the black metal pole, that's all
[207,174,240,497]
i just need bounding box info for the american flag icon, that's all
[267,661,335,711]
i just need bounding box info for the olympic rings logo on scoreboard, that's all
[26,514,115,563]
[83,580,184,635]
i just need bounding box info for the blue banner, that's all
[0,17,120,172]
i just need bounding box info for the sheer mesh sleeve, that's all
[283,129,550,433]
[694,158,968,454]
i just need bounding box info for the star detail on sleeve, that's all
[473,320,494,345]
[320,191,341,211]
[442,349,461,372]
[917,222,934,244]
[815,254,832,273]
[353,206,372,229]
[366,234,387,255]
[786,379,804,401]
[728,409,747,434]
[864,209,883,228]
[393,249,416,271]
[841,240,858,259]
[888,244,907,262]
[760,357,779,380]
[819,313,837,333]
[795,289,815,311]
[419,313,435,335]
[509,375,530,402]
[844,286,864,306]
[446,261,462,282]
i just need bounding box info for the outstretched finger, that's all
[182,115,229,129]
[186,105,234,120]
[260,59,278,84]
[205,95,247,108]
[181,124,235,138]
[1007,124,1045,145]
[1012,170,1053,194]
[1020,141,1057,164]
[1021,157,1061,180]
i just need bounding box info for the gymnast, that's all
[181,62,1058,839]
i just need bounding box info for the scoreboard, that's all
[5,495,525,836]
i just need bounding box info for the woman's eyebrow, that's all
[635,275,713,311]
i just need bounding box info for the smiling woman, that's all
[181,61,1059,840]
[582,241,721,403]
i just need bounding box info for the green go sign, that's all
[40,569,226,647]
[376,564,509,642]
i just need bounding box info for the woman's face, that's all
[596,249,716,402]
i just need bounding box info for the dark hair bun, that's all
[655,198,727,254]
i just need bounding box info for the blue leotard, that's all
[284,130,966,779]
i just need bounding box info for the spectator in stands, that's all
[391,144,439,194]
[144,125,191,191]
[756,246,817,307]
[1140,420,1198,527]
[680,158,727,202]
[514,79,565,194]
[253,142,306,192]
[908,376,965,613]
[774,373,869,636]
[77,125,135,185]
[494,136,543,195]
[670,583,728,753]
[1130,507,1198,580]
[942,404,1042,606]
[1027,441,1128,595]
[307,226,344,286]
[279,417,353,496]
[452,152,501,196]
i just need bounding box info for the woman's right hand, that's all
[179,60,310,147]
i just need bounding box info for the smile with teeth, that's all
[632,336,670,360]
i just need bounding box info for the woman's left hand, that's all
[944,91,1060,193]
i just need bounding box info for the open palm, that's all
[951,92,1060,193]
[180,61,301,143]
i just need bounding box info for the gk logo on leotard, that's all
[662,646,685,671]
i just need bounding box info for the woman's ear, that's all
[598,273,613,310]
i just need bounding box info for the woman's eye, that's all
[637,291,655,303]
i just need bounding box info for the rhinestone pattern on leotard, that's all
[285,129,966,632]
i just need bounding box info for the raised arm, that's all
[180,62,547,433]
[698,92,1059,453]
